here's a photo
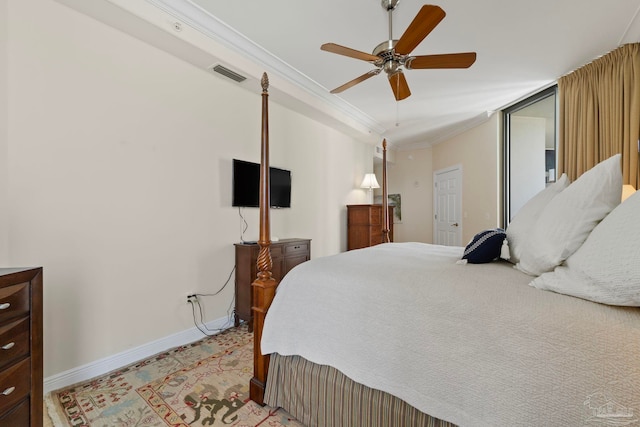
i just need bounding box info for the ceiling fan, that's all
[321,0,477,101]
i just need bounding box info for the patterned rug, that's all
[45,325,304,426]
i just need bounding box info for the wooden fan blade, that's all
[389,71,411,101]
[330,69,381,94]
[321,43,380,62]
[394,5,446,55]
[406,52,477,69]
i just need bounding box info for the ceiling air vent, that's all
[209,64,247,83]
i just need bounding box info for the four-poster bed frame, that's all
[249,73,390,404]
[244,72,640,427]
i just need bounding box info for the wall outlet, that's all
[186,294,197,304]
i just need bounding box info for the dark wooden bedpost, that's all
[250,73,277,405]
[381,139,390,243]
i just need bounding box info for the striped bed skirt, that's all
[264,353,456,427]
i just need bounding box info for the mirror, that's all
[504,86,557,223]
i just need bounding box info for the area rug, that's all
[45,325,304,426]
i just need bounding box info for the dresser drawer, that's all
[347,206,372,225]
[270,245,284,257]
[368,208,382,225]
[284,242,309,256]
[0,284,29,325]
[0,357,30,416]
[284,255,308,273]
[0,397,29,426]
[0,318,29,371]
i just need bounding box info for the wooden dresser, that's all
[0,268,42,427]
[347,204,394,251]
[234,239,310,331]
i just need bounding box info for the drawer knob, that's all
[1,387,14,396]
[0,303,9,310]
[1,343,14,350]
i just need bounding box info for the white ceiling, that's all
[58,0,640,149]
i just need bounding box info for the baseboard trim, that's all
[44,315,236,394]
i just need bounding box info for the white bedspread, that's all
[261,242,640,426]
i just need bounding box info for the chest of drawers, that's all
[347,204,394,250]
[0,268,43,427]
[234,239,310,332]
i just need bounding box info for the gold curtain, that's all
[558,43,640,188]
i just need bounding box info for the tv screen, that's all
[232,159,291,208]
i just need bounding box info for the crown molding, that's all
[145,0,386,137]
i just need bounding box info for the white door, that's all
[434,166,462,246]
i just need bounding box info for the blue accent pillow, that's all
[462,228,506,264]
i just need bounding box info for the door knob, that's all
[451,223,459,227]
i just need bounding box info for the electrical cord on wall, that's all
[238,207,249,243]
[188,265,236,336]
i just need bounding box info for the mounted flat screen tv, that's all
[232,159,292,208]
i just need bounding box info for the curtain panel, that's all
[558,43,640,188]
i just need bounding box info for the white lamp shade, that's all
[360,173,380,189]
[622,184,636,202]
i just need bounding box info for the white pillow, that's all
[516,154,622,276]
[505,174,570,264]
[530,188,640,306]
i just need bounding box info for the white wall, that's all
[432,114,501,244]
[0,0,8,263]
[266,109,374,255]
[5,0,371,379]
[377,148,434,243]
[380,115,501,247]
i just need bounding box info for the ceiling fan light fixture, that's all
[384,60,400,75]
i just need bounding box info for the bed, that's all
[249,73,640,426]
